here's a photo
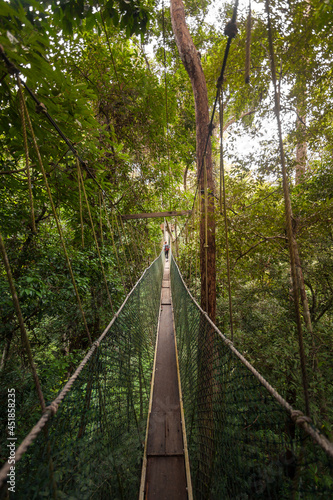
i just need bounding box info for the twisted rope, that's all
[0,233,46,411]
[101,194,127,293]
[17,76,36,234]
[77,162,115,315]
[21,94,92,346]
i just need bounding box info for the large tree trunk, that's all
[170,1,216,497]
[170,0,216,322]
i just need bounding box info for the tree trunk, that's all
[170,0,216,322]
[170,2,216,497]
[0,333,12,371]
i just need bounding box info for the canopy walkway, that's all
[0,34,333,500]
[140,259,190,499]
[0,252,332,499]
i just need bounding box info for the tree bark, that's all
[170,2,216,497]
[170,0,216,322]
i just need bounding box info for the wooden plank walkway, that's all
[139,260,191,500]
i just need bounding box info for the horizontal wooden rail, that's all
[121,210,191,220]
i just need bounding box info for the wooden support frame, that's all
[121,210,191,220]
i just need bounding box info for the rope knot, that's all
[208,122,216,136]
[224,21,238,38]
[36,102,47,114]
[291,410,312,425]
[216,76,225,89]
[44,402,58,417]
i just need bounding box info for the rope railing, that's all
[0,253,164,498]
[170,254,333,499]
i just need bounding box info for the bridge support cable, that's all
[112,210,134,288]
[0,232,60,498]
[19,88,92,345]
[77,160,85,248]
[119,213,140,274]
[0,45,106,195]
[140,257,192,499]
[170,254,333,499]
[123,215,147,267]
[77,161,115,315]
[0,254,164,497]
[17,76,36,235]
[173,0,239,256]
[0,233,45,412]
[98,191,104,245]
[102,194,127,293]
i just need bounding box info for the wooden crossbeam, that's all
[121,210,191,220]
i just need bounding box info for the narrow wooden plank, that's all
[161,288,170,304]
[121,210,192,220]
[165,410,184,455]
[152,308,180,409]
[142,261,189,500]
[147,411,166,456]
[146,456,187,500]
[147,410,183,457]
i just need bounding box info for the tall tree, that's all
[170,0,216,321]
[169,1,217,495]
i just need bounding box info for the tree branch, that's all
[232,233,286,270]
[232,239,266,269]
[223,108,257,132]
[0,167,27,175]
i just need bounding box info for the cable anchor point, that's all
[224,20,238,38]
[36,102,47,114]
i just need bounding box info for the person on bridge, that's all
[163,241,169,260]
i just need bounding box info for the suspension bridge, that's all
[0,251,332,498]
[0,6,333,497]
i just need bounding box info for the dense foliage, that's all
[0,0,332,488]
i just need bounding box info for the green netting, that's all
[2,253,163,499]
[170,255,333,500]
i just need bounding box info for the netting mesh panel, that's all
[170,256,333,500]
[13,254,163,499]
